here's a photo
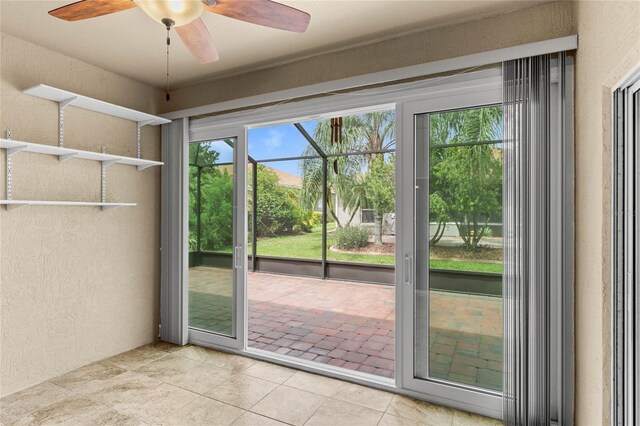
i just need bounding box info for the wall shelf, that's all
[3,84,170,211]
[23,84,171,126]
[0,200,136,211]
[0,138,163,170]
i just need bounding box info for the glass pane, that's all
[415,106,504,392]
[248,161,254,257]
[247,160,322,261]
[325,153,396,266]
[248,124,318,160]
[188,139,236,337]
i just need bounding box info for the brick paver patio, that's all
[189,266,502,391]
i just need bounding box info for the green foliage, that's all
[255,226,502,272]
[189,161,234,252]
[334,226,371,250]
[300,111,396,228]
[254,165,307,237]
[363,155,395,245]
[429,106,503,250]
[429,192,448,246]
[298,211,322,233]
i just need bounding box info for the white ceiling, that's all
[1,0,546,89]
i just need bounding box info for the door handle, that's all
[404,255,412,286]
[234,246,243,269]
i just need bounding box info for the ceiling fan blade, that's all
[176,18,219,64]
[49,0,136,21]
[205,0,310,33]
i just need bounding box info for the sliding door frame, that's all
[187,125,248,351]
[166,60,571,421]
[397,87,503,418]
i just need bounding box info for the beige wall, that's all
[573,1,640,424]
[0,34,164,396]
[164,1,575,112]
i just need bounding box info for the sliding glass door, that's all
[187,127,247,350]
[399,90,503,416]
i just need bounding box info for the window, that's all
[361,209,375,224]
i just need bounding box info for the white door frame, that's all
[187,125,248,351]
[395,87,503,418]
[182,70,505,419]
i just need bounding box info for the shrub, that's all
[335,226,371,250]
[255,166,305,237]
[299,211,322,233]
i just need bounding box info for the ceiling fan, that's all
[48,0,311,64]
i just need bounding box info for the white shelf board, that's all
[0,200,136,211]
[0,139,163,170]
[23,84,171,126]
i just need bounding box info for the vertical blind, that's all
[502,54,573,425]
[612,75,639,426]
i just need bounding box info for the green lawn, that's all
[203,228,502,273]
[251,227,502,274]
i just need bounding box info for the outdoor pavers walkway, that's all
[189,266,503,391]
[247,273,395,378]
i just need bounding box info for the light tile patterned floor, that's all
[0,342,503,425]
[189,267,502,390]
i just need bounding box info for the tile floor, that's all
[189,267,502,390]
[0,342,503,425]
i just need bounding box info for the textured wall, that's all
[0,34,164,396]
[164,1,575,112]
[573,2,640,424]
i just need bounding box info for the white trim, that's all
[189,68,503,142]
[162,35,576,121]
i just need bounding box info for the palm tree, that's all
[429,106,503,250]
[300,118,367,226]
[300,112,395,240]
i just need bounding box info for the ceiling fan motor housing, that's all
[134,0,203,27]
[161,18,175,29]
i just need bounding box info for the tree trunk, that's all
[326,195,342,227]
[430,220,446,246]
[374,213,383,245]
[345,200,360,227]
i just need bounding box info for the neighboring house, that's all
[267,167,302,189]
[267,165,396,234]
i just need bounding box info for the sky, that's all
[247,121,318,176]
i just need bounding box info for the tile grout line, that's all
[43,380,147,425]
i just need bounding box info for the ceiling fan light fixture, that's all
[134,0,203,27]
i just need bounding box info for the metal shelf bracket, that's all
[7,145,27,157]
[101,147,108,204]
[136,119,156,159]
[58,96,78,148]
[59,152,79,162]
[6,131,13,202]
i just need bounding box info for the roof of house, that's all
[267,166,302,189]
